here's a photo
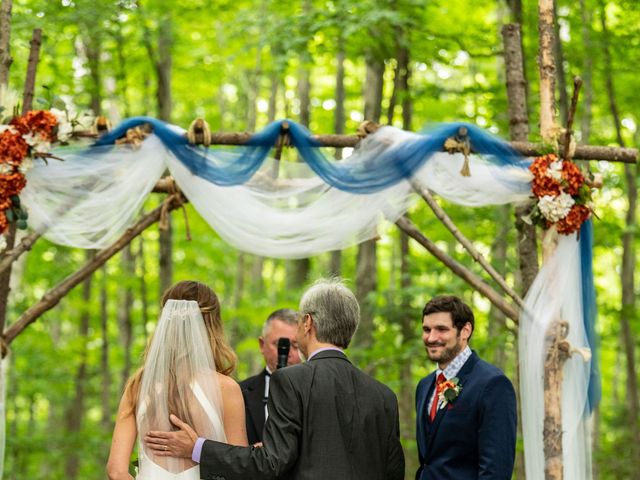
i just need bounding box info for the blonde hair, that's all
[122,281,237,417]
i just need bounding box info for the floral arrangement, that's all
[527,153,593,235]
[438,376,462,409]
[0,108,74,250]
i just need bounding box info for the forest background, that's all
[2,0,639,478]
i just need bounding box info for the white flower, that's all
[57,121,74,142]
[18,157,33,174]
[0,163,12,174]
[538,193,575,222]
[50,108,67,124]
[0,234,6,253]
[547,160,563,181]
[0,125,17,134]
[23,132,51,153]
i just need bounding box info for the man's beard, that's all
[426,339,463,365]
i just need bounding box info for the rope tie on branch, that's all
[158,177,191,241]
[443,126,472,176]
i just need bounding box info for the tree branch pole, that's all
[395,215,519,323]
[2,194,186,348]
[21,28,41,115]
[78,128,638,163]
[410,179,526,311]
[0,27,42,337]
[0,0,13,87]
[538,0,569,477]
[0,231,40,275]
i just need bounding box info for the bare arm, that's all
[106,391,136,480]
[219,374,249,446]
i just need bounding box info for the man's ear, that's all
[461,322,472,341]
[305,314,314,335]
[258,336,265,349]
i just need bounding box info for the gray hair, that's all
[299,278,359,348]
[262,308,298,337]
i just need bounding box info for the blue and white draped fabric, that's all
[19,118,598,478]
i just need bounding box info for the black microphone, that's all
[277,337,291,369]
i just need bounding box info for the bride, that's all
[107,281,248,479]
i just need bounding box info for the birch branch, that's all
[395,215,519,323]
[0,231,40,275]
[2,194,186,348]
[410,179,526,311]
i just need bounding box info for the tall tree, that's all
[599,0,640,466]
[0,0,12,87]
[63,252,94,479]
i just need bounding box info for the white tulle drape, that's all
[21,126,531,255]
[136,300,225,478]
[519,234,593,480]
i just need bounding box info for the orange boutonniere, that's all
[437,377,462,409]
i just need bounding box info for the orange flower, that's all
[561,161,585,196]
[529,154,562,197]
[555,204,591,235]
[0,210,7,234]
[0,172,27,198]
[0,130,28,164]
[24,110,57,136]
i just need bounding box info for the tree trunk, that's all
[329,33,346,276]
[0,0,12,87]
[552,0,568,126]
[538,0,558,141]
[63,252,94,479]
[286,51,312,289]
[489,205,509,371]
[155,16,172,122]
[354,53,384,349]
[579,0,593,143]
[119,244,134,392]
[100,265,111,432]
[114,16,131,117]
[600,0,640,465]
[83,34,102,115]
[502,22,533,480]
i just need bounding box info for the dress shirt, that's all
[427,346,471,415]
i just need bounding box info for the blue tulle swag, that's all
[95,117,531,194]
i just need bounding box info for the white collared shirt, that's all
[264,366,273,420]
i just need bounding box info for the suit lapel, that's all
[245,370,267,436]
[424,352,479,456]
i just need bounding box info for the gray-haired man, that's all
[146,278,405,480]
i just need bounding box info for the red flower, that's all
[0,129,28,164]
[561,161,585,196]
[0,210,7,234]
[555,204,591,235]
[0,171,26,198]
[24,110,57,136]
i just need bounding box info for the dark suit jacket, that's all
[415,351,517,480]
[239,369,268,445]
[200,350,405,480]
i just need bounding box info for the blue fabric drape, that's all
[95,118,530,193]
[580,219,600,410]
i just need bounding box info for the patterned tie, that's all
[429,373,447,422]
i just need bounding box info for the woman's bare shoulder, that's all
[216,372,242,394]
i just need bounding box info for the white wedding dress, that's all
[134,300,227,480]
[135,380,226,480]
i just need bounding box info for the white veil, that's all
[136,300,226,475]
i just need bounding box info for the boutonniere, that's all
[438,377,462,409]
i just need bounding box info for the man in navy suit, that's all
[415,295,517,479]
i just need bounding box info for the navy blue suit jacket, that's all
[415,351,517,480]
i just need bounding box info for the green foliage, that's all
[3,0,640,478]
